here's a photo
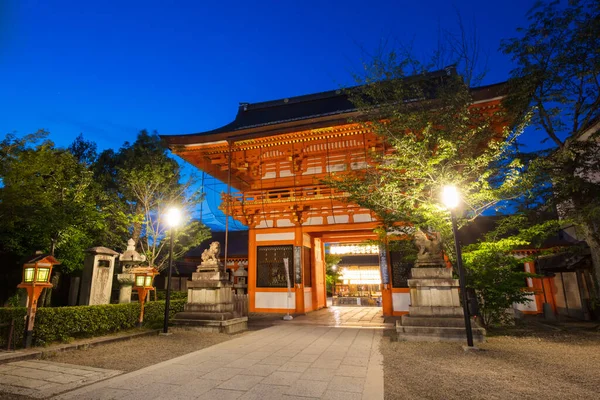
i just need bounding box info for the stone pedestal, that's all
[117,274,134,304]
[174,263,247,334]
[79,247,119,305]
[396,267,486,342]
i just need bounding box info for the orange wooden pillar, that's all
[525,261,544,314]
[294,226,305,314]
[248,228,257,312]
[381,243,393,317]
[312,237,325,310]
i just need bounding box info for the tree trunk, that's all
[131,203,143,243]
[580,221,600,297]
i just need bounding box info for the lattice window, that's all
[389,251,412,288]
[256,245,294,288]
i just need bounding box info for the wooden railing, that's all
[226,185,349,205]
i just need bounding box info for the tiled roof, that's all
[161,67,507,144]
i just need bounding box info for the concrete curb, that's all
[0,329,160,364]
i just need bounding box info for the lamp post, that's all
[18,253,60,348]
[163,207,181,334]
[442,185,474,347]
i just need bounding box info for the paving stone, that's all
[238,363,279,377]
[228,358,260,368]
[218,374,264,391]
[327,376,365,393]
[334,365,368,378]
[321,391,362,400]
[312,358,342,369]
[196,388,245,400]
[74,387,133,400]
[169,378,222,398]
[341,357,369,367]
[260,355,292,366]
[300,367,337,382]
[278,361,311,373]
[261,371,302,386]
[240,383,288,400]
[290,353,320,363]
[284,379,328,398]
[202,367,247,381]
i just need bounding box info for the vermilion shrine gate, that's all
[162,69,507,316]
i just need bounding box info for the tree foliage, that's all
[0,129,210,304]
[324,55,526,260]
[0,133,104,273]
[94,130,210,271]
[501,0,600,292]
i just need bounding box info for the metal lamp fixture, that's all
[163,207,182,334]
[442,185,474,347]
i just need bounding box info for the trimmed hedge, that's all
[156,290,188,301]
[0,299,185,348]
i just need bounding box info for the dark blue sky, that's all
[1,0,538,149]
[0,0,539,229]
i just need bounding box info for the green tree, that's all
[325,253,342,295]
[501,0,600,292]
[93,130,210,270]
[0,133,108,304]
[324,58,526,258]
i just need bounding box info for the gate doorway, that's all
[326,242,383,308]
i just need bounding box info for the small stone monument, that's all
[173,241,248,333]
[79,247,119,305]
[396,228,486,342]
[117,239,146,304]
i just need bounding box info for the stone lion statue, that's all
[201,241,221,264]
[414,229,444,266]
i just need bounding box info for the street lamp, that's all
[163,207,181,334]
[442,185,474,347]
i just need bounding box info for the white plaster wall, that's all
[276,219,294,227]
[304,167,322,175]
[304,292,313,310]
[305,216,323,225]
[327,215,349,224]
[514,294,538,312]
[353,213,373,223]
[255,292,296,309]
[256,232,295,241]
[256,219,273,228]
[392,293,411,312]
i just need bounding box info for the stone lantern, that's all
[18,252,60,348]
[117,239,146,304]
[131,266,158,327]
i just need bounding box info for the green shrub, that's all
[155,290,188,301]
[0,299,186,347]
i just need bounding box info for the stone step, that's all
[408,306,464,317]
[407,278,459,287]
[401,315,466,327]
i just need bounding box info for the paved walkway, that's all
[54,324,383,400]
[0,360,121,398]
[249,306,391,330]
[289,306,388,328]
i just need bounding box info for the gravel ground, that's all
[382,323,600,400]
[45,328,240,372]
